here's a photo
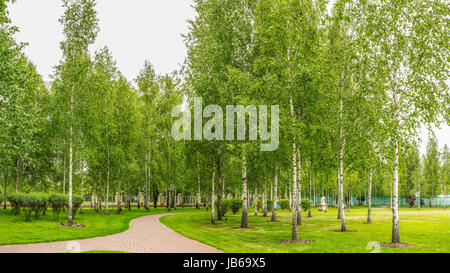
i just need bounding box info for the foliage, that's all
[48,194,68,221]
[278,199,289,210]
[229,199,243,214]
[301,199,310,213]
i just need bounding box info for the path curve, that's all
[0,214,222,253]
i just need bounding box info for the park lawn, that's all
[0,207,197,246]
[160,207,450,253]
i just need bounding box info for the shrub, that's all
[257,199,274,211]
[230,199,243,214]
[8,193,22,215]
[0,194,3,204]
[215,199,232,217]
[278,199,289,210]
[406,195,416,208]
[71,195,84,220]
[301,199,310,212]
[31,193,48,219]
[48,194,68,221]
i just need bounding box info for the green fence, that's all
[309,196,449,207]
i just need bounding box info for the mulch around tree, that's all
[280,239,313,244]
[60,223,86,228]
[380,242,413,249]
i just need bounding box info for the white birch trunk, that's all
[240,150,248,228]
[272,163,278,221]
[68,93,73,225]
[254,186,258,216]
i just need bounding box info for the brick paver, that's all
[0,214,222,253]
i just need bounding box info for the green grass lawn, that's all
[160,207,450,253]
[0,207,197,246]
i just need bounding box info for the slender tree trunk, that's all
[80,172,84,214]
[291,142,298,240]
[217,146,222,221]
[367,169,372,223]
[263,178,267,217]
[117,181,122,214]
[272,163,278,222]
[392,137,400,243]
[197,156,201,209]
[240,150,248,228]
[63,156,66,195]
[391,61,400,244]
[339,97,346,232]
[68,92,74,225]
[3,174,7,209]
[418,184,421,210]
[15,159,19,192]
[337,170,340,217]
[445,181,447,209]
[211,163,216,225]
[254,186,258,216]
[308,161,312,218]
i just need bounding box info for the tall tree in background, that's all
[357,0,449,244]
[423,133,440,207]
[54,0,99,224]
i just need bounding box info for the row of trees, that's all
[1,0,186,220]
[1,0,448,245]
[182,0,449,245]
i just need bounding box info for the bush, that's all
[301,199,310,212]
[406,195,416,208]
[230,199,243,214]
[278,199,289,210]
[70,195,84,220]
[257,199,273,211]
[8,193,22,215]
[48,194,68,221]
[0,194,3,204]
[31,193,48,219]
[215,199,232,217]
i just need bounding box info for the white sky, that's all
[8,0,449,156]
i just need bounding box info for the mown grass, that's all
[160,207,450,253]
[0,207,197,246]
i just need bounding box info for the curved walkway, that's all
[0,214,222,253]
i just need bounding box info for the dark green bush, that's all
[30,193,48,219]
[70,195,84,220]
[301,199,310,212]
[214,199,232,218]
[15,193,44,221]
[230,199,243,214]
[8,193,22,215]
[49,194,68,221]
[257,199,273,211]
[278,199,289,210]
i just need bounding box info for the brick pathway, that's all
[0,214,222,253]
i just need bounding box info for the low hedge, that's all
[48,194,68,221]
[257,199,273,211]
[7,192,48,221]
[278,199,289,210]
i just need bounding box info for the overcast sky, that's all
[8,0,449,156]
